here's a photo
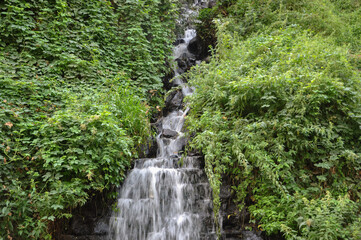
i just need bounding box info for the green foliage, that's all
[0,0,176,99]
[186,20,361,239]
[251,192,361,239]
[196,7,218,50]
[206,0,361,55]
[0,75,150,239]
[0,0,176,238]
[39,81,149,190]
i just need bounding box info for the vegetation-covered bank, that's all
[187,0,361,239]
[0,0,176,239]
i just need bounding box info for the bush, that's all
[207,0,361,53]
[186,23,361,239]
[0,0,176,97]
[0,0,175,238]
[0,77,150,239]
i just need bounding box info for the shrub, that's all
[0,77,150,239]
[186,23,361,239]
[0,0,175,238]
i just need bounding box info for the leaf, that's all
[43,172,52,182]
[51,204,64,210]
[314,162,333,170]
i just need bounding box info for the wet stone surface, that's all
[106,6,216,239]
[59,1,219,239]
[162,129,179,139]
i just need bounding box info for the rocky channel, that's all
[56,1,280,239]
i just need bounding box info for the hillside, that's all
[187,0,361,239]
[0,0,176,239]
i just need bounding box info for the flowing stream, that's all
[108,1,215,240]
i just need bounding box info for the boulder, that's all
[208,0,217,8]
[174,38,186,45]
[176,52,196,74]
[187,36,209,60]
[164,90,184,114]
[162,129,179,138]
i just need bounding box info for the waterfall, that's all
[108,1,216,240]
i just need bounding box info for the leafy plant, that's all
[0,0,176,238]
[186,10,361,238]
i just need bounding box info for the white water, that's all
[108,2,215,239]
[173,29,197,97]
[108,29,206,240]
[108,165,201,240]
[109,34,201,238]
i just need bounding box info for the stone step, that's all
[192,198,214,215]
[182,183,212,201]
[113,197,213,216]
[179,168,208,184]
[124,167,208,187]
[110,211,201,222]
[109,212,204,238]
[62,214,217,240]
[199,215,217,238]
[134,156,203,169]
[59,235,106,240]
[192,183,213,200]
[221,230,264,240]
[182,156,204,169]
[200,233,218,240]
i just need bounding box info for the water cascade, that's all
[108,1,216,239]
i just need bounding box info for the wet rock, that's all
[221,229,264,240]
[139,136,157,158]
[222,230,243,239]
[203,55,212,63]
[59,235,74,240]
[164,90,184,114]
[222,207,244,232]
[174,39,186,45]
[162,64,175,91]
[162,129,179,138]
[170,154,179,160]
[71,216,91,236]
[176,52,196,74]
[93,219,109,235]
[188,37,202,57]
[147,136,158,158]
[177,135,188,153]
[218,176,285,239]
[169,90,184,108]
[219,179,264,240]
[55,188,114,239]
[208,0,217,8]
[188,36,210,60]
[242,231,263,240]
[219,184,232,200]
[59,236,107,240]
[153,120,163,133]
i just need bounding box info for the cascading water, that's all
[108,1,216,240]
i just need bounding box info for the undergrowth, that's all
[0,0,176,238]
[187,0,361,239]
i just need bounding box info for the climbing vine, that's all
[0,0,177,238]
